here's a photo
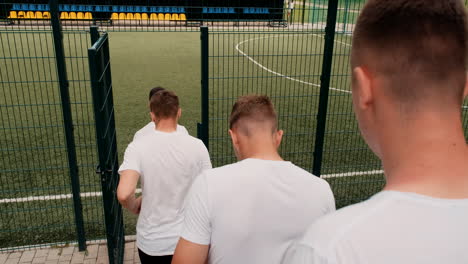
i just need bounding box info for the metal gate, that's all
[88,28,125,264]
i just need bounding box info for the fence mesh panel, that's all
[0,11,106,250]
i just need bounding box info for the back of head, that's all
[148,86,165,101]
[229,95,278,136]
[150,90,179,120]
[352,0,467,108]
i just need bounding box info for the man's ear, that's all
[464,73,468,98]
[229,129,238,147]
[150,112,157,122]
[177,108,182,119]
[275,129,284,148]
[353,66,374,110]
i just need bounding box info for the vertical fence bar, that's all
[301,0,306,25]
[342,0,350,33]
[49,0,86,251]
[90,26,100,45]
[199,26,209,149]
[312,0,339,177]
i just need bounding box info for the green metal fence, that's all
[0,3,106,252]
[200,0,380,209]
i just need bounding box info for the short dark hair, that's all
[150,90,179,119]
[229,95,278,135]
[352,0,467,105]
[148,87,165,101]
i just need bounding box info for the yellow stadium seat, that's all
[60,12,69,19]
[157,13,164,20]
[126,13,134,20]
[171,14,179,20]
[8,11,17,19]
[134,13,142,20]
[119,13,126,20]
[179,14,186,21]
[43,12,51,19]
[111,13,118,20]
[142,13,149,20]
[35,11,43,19]
[77,12,84,19]
[26,11,35,19]
[84,12,92,20]
[164,13,171,20]
[18,11,26,19]
[150,13,158,20]
[69,12,77,19]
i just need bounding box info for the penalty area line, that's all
[0,188,142,204]
[235,34,352,94]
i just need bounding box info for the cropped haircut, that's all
[150,90,179,119]
[148,87,165,101]
[352,0,467,104]
[229,95,278,135]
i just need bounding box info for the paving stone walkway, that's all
[0,241,140,264]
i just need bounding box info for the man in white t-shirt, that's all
[133,87,188,141]
[117,90,212,264]
[172,95,335,264]
[283,1,468,263]
[287,0,294,23]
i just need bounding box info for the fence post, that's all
[199,26,209,149]
[90,26,100,45]
[301,0,306,25]
[312,0,339,177]
[49,0,87,251]
[342,0,350,33]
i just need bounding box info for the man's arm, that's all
[117,170,141,214]
[174,174,212,263]
[172,238,209,264]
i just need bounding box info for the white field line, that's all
[0,188,142,204]
[235,34,352,94]
[1,169,384,204]
[321,169,384,179]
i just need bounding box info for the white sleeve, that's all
[199,141,212,171]
[323,181,336,214]
[132,131,141,141]
[177,125,189,135]
[181,174,212,245]
[118,142,141,174]
[282,243,334,264]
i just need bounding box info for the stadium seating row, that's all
[243,8,270,14]
[7,10,189,21]
[11,4,186,14]
[59,12,93,20]
[202,7,235,14]
[8,11,53,19]
[110,13,187,21]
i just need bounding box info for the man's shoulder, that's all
[298,192,392,249]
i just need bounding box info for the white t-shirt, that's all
[119,130,212,256]
[282,191,468,264]
[181,158,335,264]
[288,1,295,10]
[133,121,189,141]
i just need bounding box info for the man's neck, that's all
[155,119,177,133]
[381,114,468,199]
[240,137,283,161]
